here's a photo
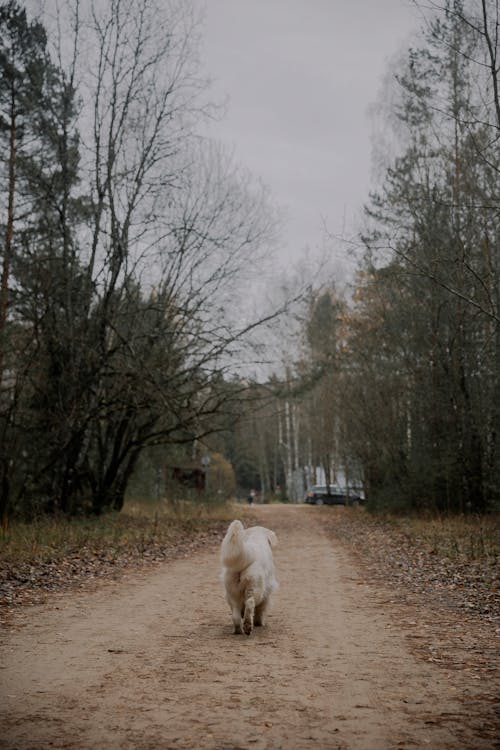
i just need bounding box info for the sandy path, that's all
[0,505,493,749]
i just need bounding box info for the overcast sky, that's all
[195,0,421,280]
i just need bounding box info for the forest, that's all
[1,0,499,520]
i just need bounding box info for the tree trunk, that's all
[0,89,16,380]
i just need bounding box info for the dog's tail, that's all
[265,529,278,549]
[220,519,246,569]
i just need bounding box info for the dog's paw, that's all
[233,624,243,635]
[243,619,253,636]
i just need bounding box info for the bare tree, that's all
[0,0,284,518]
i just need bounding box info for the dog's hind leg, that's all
[243,594,255,635]
[254,598,268,627]
[231,606,243,635]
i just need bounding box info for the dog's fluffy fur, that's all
[220,519,278,635]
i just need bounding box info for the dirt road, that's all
[0,505,497,749]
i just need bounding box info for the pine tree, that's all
[0,0,48,374]
[0,1,88,518]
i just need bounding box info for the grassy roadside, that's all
[0,499,242,615]
[324,507,499,621]
[0,500,236,565]
[385,513,499,561]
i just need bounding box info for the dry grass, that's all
[0,498,246,613]
[388,513,499,562]
[324,508,499,622]
[0,499,237,567]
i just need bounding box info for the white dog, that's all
[220,519,278,635]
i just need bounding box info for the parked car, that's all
[304,485,362,506]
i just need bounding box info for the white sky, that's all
[196,0,421,280]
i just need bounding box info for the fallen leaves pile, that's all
[323,509,499,624]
